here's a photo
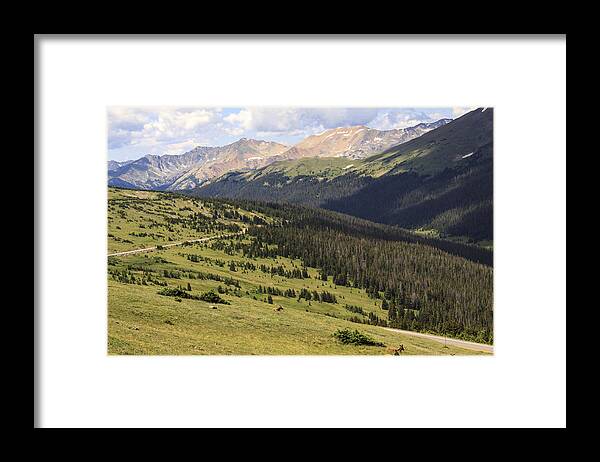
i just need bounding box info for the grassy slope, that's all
[362,107,493,176]
[107,188,488,355]
[108,188,268,254]
[250,157,357,179]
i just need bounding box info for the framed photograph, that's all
[35,34,566,428]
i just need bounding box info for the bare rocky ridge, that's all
[107,119,451,191]
[169,139,289,190]
[108,139,288,190]
[276,119,451,161]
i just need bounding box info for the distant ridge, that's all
[108,139,288,191]
[107,119,451,191]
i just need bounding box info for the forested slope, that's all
[194,108,494,244]
[242,204,493,343]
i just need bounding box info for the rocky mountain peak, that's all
[108,119,452,191]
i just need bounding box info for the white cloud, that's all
[162,139,201,156]
[222,126,245,137]
[368,109,441,130]
[224,108,379,134]
[136,108,218,143]
[108,107,155,149]
[224,109,252,130]
[108,107,455,161]
[108,107,153,129]
[108,107,222,154]
[452,106,477,118]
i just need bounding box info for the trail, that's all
[382,327,493,353]
[107,231,245,257]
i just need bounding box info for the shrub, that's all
[333,328,385,347]
[157,287,230,304]
[158,287,198,300]
[198,290,231,305]
[345,304,365,315]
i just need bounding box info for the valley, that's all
[194,108,493,245]
[107,187,492,355]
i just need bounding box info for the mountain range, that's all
[107,139,288,191]
[274,119,451,161]
[107,119,451,191]
[193,108,493,244]
[107,109,492,244]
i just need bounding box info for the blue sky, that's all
[108,106,472,162]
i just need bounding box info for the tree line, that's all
[247,213,493,343]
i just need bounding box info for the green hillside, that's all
[108,187,492,355]
[249,157,356,179]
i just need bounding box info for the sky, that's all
[108,107,474,162]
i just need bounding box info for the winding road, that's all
[383,327,493,353]
[107,231,245,257]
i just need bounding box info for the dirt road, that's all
[382,327,493,353]
[107,231,244,257]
